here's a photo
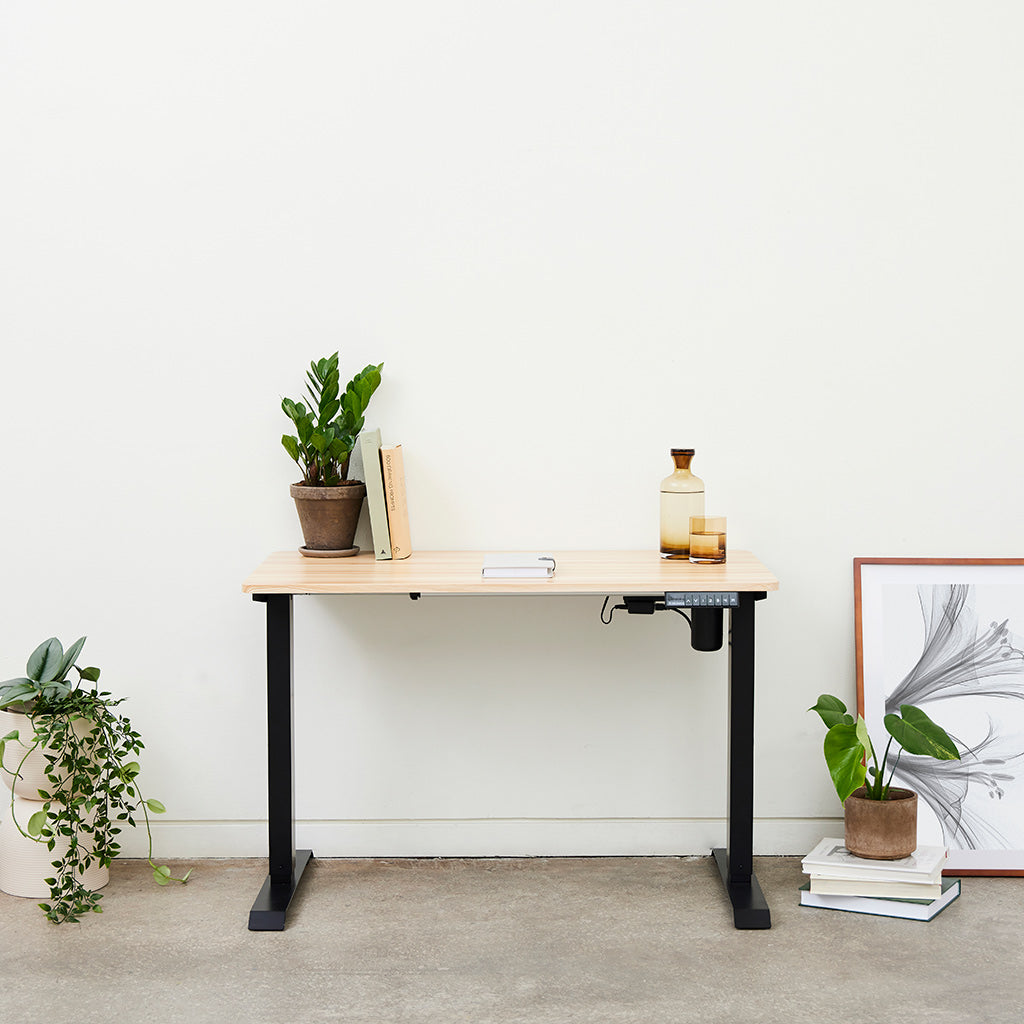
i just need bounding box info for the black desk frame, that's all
[248,590,770,931]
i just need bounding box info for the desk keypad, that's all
[664,592,739,608]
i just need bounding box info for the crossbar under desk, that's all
[243,550,779,931]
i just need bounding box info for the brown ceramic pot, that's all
[844,786,918,860]
[290,481,366,555]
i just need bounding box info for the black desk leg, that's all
[249,594,313,930]
[712,593,771,929]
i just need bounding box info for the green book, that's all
[359,428,391,560]
[799,878,961,921]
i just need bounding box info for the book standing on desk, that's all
[359,428,391,560]
[381,443,412,559]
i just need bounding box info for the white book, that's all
[799,878,961,921]
[482,554,557,579]
[801,838,947,881]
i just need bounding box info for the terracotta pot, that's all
[844,786,918,860]
[290,481,366,556]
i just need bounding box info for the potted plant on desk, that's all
[809,694,960,859]
[281,352,383,557]
[0,637,190,923]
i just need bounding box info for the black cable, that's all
[670,607,693,627]
[600,596,625,624]
[599,596,691,628]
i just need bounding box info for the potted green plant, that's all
[281,352,383,557]
[0,637,189,923]
[809,694,960,859]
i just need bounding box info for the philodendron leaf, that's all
[27,638,63,683]
[885,705,960,760]
[808,694,854,730]
[153,864,171,885]
[146,798,166,814]
[0,680,37,710]
[27,810,48,837]
[854,715,875,763]
[80,667,101,683]
[822,722,867,803]
[56,636,87,682]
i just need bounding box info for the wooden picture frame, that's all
[855,557,1024,875]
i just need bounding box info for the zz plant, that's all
[809,694,960,804]
[282,353,383,486]
[0,637,189,923]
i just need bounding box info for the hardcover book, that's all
[801,839,947,881]
[799,878,961,921]
[359,428,391,560]
[380,443,412,560]
[808,874,942,899]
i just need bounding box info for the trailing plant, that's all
[0,637,190,923]
[281,353,383,486]
[809,693,960,804]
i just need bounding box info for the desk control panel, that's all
[665,592,740,608]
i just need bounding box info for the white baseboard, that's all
[121,817,844,859]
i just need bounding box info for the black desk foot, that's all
[712,848,771,929]
[248,850,314,931]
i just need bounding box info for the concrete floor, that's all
[0,856,1019,1024]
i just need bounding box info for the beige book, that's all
[809,874,942,899]
[380,443,412,560]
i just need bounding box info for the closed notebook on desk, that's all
[482,554,556,578]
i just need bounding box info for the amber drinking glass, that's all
[688,515,726,564]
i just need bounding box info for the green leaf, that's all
[310,432,328,454]
[854,716,875,763]
[27,809,48,837]
[281,434,300,462]
[808,695,854,730]
[146,798,166,814]
[80,667,100,683]
[27,638,63,683]
[297,415,314,445]
[822,722,867,803]
[56,637,87,682]
[153,864,171,885]
[884,705,960,760]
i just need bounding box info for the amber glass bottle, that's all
[660,449,705,558]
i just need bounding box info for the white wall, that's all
[2,3,1022,858]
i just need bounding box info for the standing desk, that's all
[242,549,779,931]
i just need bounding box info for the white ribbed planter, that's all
[0,708,109,899]
[0,708,50,800]
[0,793,109,898]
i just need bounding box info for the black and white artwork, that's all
[857,559,1024,873]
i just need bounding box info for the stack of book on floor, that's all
[799,838,961,921]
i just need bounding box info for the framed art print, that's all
[855,558,1024,874]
